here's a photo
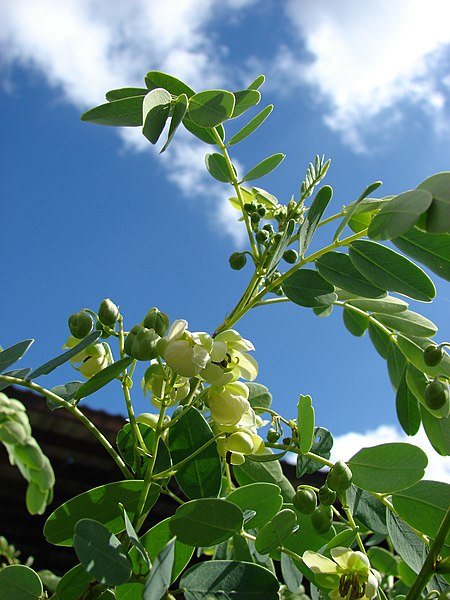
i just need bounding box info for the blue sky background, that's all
[1,0,450,478]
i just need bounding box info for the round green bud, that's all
[273,232,283,243]
[311,504,333,534]
[262,223,275,235]
[68,311,93,339]
[282,437,292,445]
[250,212,261,224]
[423,344,444,367]
[124,325,160,361]
[243,202,255,213]
[425,378,449,410]
[136,412,159,430]
[98,298,120,326]
[318,484,337,506]
[326,460,353,492]
[292,488,317,514]
[266,428,280,443]
[257,206,266,217]
[255,229,270,244]
[283,249,298,264]
[143,307,170,337]
[229,252,247,270]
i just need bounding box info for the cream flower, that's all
[63,336,111,379]
[160,319,211,377]
[303,548,381,600]
[208,381,251,426]
[200,329,258,386]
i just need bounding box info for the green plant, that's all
[0,69,449,599]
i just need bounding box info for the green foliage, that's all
[3,66,450,600]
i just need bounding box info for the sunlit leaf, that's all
[334,181,382,240]
[343,308,368,337]
[142,88,172,144]
[81,97,145,126]
[205,152,235,183]
[299,185,333,257]
[160,93,188,153]
[0,339,33,374]
[74,357,133,400]
[188,89,235,128]
[241,153,285,182]
[106,87,148,101]
[418,172,450,233]
[373,310,437,338]
[144,71,195,97]
[227,105,273,146]
[143,538,175,600]
[0,565,43,600]
[231,89,260,118]
[255,508,297,554]
[234,454,295,502]
[349,240,436,302]
[368,189,433,240]
[226,482,283,529]
[316,251,385,298]
[393,228,450,282]
[396,371,421,436]
[297,394,315,454]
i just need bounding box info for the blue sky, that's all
[1,0,450,479]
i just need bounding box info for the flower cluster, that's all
[302,547,381,600]
[64,337,111,378]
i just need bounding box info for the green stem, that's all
[406,507,450,600]
[0,375,132,479]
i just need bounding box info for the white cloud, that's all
[275,0,450,151]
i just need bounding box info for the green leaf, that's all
[188,90,235,128]
[267,219,295,276]
[160,93,188,153]
[418,172,450,233]
[205,152,235,183]
[387,510,427,574]
[74,519,132,586]
[280,553,304,594]
[44,480,158,546]
[144,70,195,97]
[396,372,421,436]
[47,381,83,410]
[316,251,385,298]
[247,74,265,90]
[55,563,92,600]
[348,443,428,493]
[296,427,333,477]
[105,87,148,101]
[143,538,175,600]
[241,153,285,182]
[115,583,145,600]
[367,547,399,577]
[129,517,193,581]
[420,406,450,456]
[349,240,436,302]
[142,88,172,144]
[226,482,283,529]
[283,269,337,308]
[81,96,145,126]
[392,480,450,542]
[0,368,31,391]
[384,338,406,386]
[0,339,33,374]
[0,565,43,600]
[368,322,391,359]
[26,480,49,515]
[343,308,368,337]
[297,394,315,454]
[234,456,295,502]
[74,357,133,400]
[368,189,433,240]
[299,185,333,257]
[255,508,297,554]
[119,503,150,570]
[334,181,383,241]
[346,485,387,534]
[231,89,261,118]
[347,296,408,314]
[28,330,101,379]
[323,528,358,553]
[285,503,335,555]
[169,498,244,547]
[117,423,171,479]
[227,105,273,146]
[181,560,280,600]
[247,382,272,414]
[393,228,450,282]
[182,117,224,144]
[373,310,437,338]
[399,336,450,379]
[168,407,222,499]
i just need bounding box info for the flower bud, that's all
[311,504,333,533]
[229,252,247,270]
[125,325,160,361]
[142,307,170,337]
[292,488,317,514]
[423,344,444,367]
[425,378,449,410]
[318,484,337,506]
[226,431,254,454]
[98,299,120,326]
[327,460,353,492]
[255,229,270,244]
[283,249,298,264]
[136,412,159,430]
[266,428,280,443]
[68,311,93,339]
